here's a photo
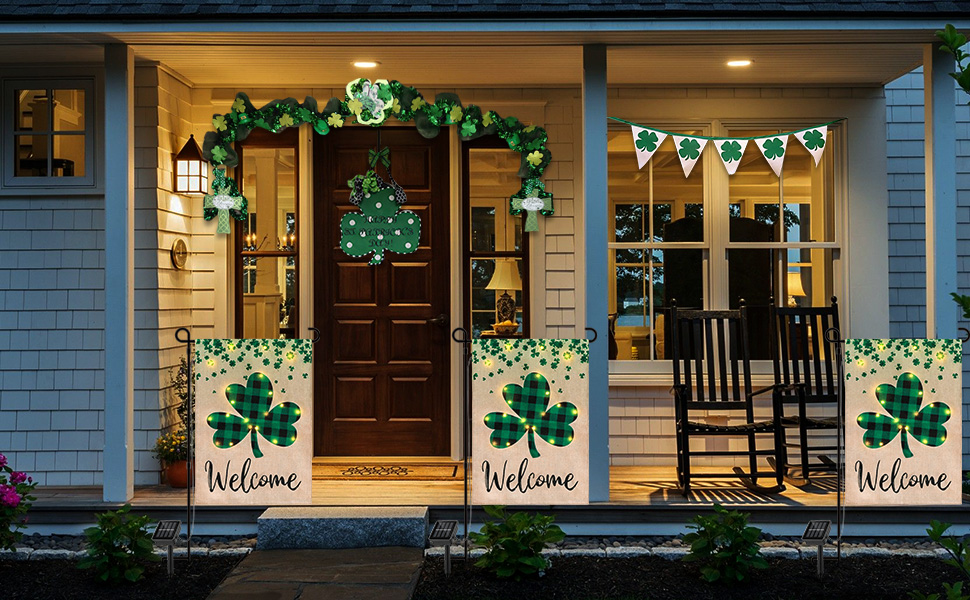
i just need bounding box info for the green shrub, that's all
[909,520,970,600]
[682,503,768,583]
[77,504,161,583]
[468,505,565,580]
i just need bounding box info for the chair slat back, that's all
[771,298,841,399]
[670,304,752,407]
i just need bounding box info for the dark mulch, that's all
[0,556,242,600]
[414,555,966,600]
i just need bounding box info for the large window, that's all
[4,79,95,188]
[608,122,840,362]
[235,130,299,339]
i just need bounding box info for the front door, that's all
[314,127,451,456]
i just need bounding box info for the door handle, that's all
[427,313,448,328]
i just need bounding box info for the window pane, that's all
[241,256,298,339]
[614,203,643,242]
[52,134,84,177]
[52,89,85,131]
[728,129,782,242]
[468,148,522,252]
[660,248,703,309]
[16,89,47,131]
[786,248,835,307]
[14,135,48,176]
[783,130,835,242]
[726,248,774,359]
[241,147,296,249]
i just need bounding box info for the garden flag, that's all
[631,126,668,170]
[844,339,962,506]
[472,339,589,505]
[671,134,708,178]
[714,138,749,176]
[753,134,789,177]
[795,126,828,167]
[194,339,313,505]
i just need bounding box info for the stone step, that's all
[257,506,429,550]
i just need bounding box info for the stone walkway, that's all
[207,547,423,600]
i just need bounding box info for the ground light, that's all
[801,520,832,577]
[429,520,459,575]
[152,520,182,576]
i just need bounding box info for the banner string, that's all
[607,116,845,141]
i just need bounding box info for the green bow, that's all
[368,146,391,170]
[510,179,554,232]
[204,172,247,234]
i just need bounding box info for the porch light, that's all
[174,134,208,195]
[354,61,381,68]
[727,59,752,67]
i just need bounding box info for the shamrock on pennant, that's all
[802,129,825,150]
[678,138,701,160]
[857,372,951,458]
[762,137,785,159]
[636,130,659,153]
[207,372,302,459]
[720,140,743,163]
[484,372,578,459]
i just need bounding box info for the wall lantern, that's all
[174,134,208,195]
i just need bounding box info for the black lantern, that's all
[174,134,207,195]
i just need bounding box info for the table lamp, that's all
[787,271,806,307]
[486,259,522,324]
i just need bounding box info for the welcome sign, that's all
[194,339,313,505]
[472,339,589,505]
[844,339,962,506]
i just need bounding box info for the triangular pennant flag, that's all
[631,126,668,170]
[794,126,828,167]
[714,138,749,176]
[671,134,708,178]
[754,134,789,177]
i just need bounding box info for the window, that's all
[463,139,530,338]
[608,122,840,363]
[234,129,299,340]
[4,79,95,187]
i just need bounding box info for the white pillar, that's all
[583,44,610,502]
[923,44,958,338]
[103,44,135,502]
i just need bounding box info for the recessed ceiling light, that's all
[353,61,380,68]
[727,59,753,68]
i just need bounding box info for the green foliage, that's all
[682,503,768,583]
[910,582,970,600]
[77,504,161,583]
[951,293,970,320]
[937,25,970,103]
[468,505,565,580]
[910,520,970,600]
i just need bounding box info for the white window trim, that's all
[608,118,846,385]
[1,68,102,194]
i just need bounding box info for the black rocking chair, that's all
[670,302,786,495]
[765,298,841,485]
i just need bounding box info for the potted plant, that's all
[152,430,189,488]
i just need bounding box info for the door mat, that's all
[313,463,463,481]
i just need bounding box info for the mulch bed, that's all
[0,556,242,600]
[414,555,966,600]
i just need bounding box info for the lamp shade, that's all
[787,271,806,297]
[486,258,522,291]
[174,134,208,195]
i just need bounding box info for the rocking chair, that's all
[670,302,786,495]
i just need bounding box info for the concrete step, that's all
[256,506,428,550]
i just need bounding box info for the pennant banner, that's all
[844,339,963,506]
[194,338,314,505]
[618,120,835,178]
[472,338,590,505]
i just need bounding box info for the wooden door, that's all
[314,128,451,456]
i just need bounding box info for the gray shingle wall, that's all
[0,198,105,486]
[885,66,970,466]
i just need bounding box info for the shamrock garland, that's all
[202,80,555,234]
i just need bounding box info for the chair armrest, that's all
[669,383,689,397]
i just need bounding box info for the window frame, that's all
[2,74,99,191]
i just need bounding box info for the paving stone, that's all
[299,583,414,600]
[605,546,652,557]
[650,547,688,560]
[257,507,428,549]
[207,581,301,600]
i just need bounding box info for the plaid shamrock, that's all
[857,372,951,458]
[483,372,577,459]
[206,372,302,459]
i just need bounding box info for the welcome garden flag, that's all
[194,339,313,505]
[844,339,962,506]
[472,339,589,504]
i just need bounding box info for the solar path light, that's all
[428,520,459,575]
[152,520,182,576]
[801,520,832,577]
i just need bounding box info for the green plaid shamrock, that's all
[857,372,951,458]
[483,372,577,459]
[207,372,302,459]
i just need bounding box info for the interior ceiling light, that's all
[727,59,753,67]
[353,61,380,68]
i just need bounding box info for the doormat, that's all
[313,463,463,481]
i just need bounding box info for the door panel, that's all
[314,128,451,456]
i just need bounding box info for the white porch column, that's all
[923,44,958,338]
[583,44,610,502]
[103,44,135,502]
